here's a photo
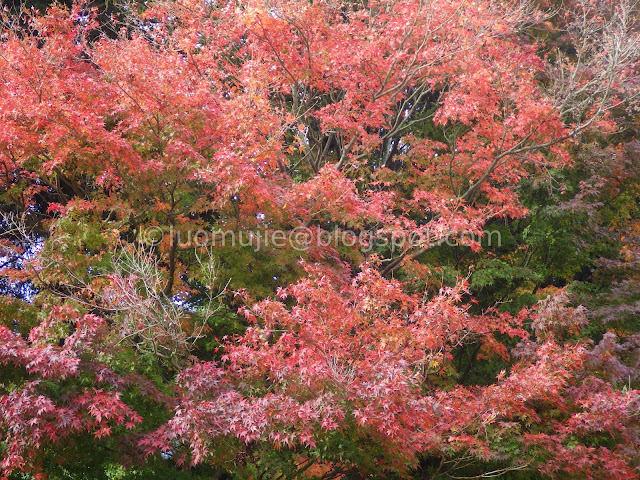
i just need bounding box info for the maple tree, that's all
[0,0,640,478]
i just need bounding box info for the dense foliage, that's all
[0,0,639,478]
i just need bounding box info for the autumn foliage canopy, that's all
[0,0,639,478]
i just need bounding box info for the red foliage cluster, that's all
[0,0,638,477]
